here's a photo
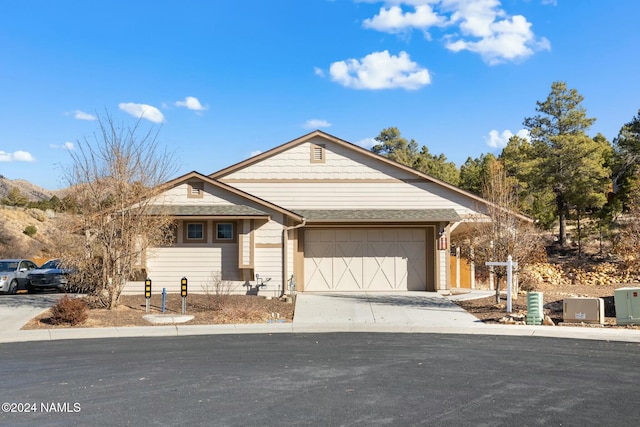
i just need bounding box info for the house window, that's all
[187,181,204,198]
[310,144,326,164]
[183,222,207,243]
[216,223,234,241]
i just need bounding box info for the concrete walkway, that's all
[1,291,640,344]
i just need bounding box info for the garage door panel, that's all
[306,241,333,259]
[364,258,395,290]
[306,257,333,291]
[333,245,363,290]
[304,229,426,291]
[334,257,364,290]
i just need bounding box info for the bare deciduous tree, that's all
[613,171,640,270]
[61,112,177,309]
[453,160,544,303]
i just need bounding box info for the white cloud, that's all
[74,110,96,121]
[485,128,530,149]
[118,102,165,123]
[0,150,35,162]
[49,142,75,150]
[175,96,207,111]
[355,137,377,149]
[358,1,549,65]
[445,13,550,65]
[363,4,446,33]
[303,119,332,129]
[314,66,325,77]
[13,151,34,162]
[444,0,550,64]
[250,150,262,157]
[330,50,430,90]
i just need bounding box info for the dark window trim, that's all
[183,221,208,243]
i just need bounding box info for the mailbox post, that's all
[181,277,188,314]
[144,278,152,313]
[486,256,518,313]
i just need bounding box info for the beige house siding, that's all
[154,181,261,207]
[219,138,483,217]
[123,245,243,295]
[221,181,478,216]
[123,217,287,295]
[437,249,448,290]
[253,247,283,297]
[238,219,253,269]
[223,138,417,181]
[122,176,293,295]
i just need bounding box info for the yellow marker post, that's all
[145,278,152,313]
[181,277,188,314]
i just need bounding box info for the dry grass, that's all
[454,280,640,328]
[23,293,295,329]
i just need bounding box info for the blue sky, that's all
[1,0,639,190]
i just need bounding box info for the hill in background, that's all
[0,174,58,201]
[0,176,69,262]
[0,205,72,262]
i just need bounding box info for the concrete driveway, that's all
[292,291,486,332]
[0,293,63,332]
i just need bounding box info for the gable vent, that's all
[188,181,204,198]
[310,144,326,163]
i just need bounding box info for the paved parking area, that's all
[0,293,63,331]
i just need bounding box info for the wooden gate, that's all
[449,254,472,289]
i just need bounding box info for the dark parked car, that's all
[26,259,74,293]
[0,259,39,294]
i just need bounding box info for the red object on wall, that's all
[437,235,448,251]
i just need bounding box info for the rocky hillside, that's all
[0,206,69,262]
[0,174,58,201]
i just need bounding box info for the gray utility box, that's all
[614,287,640,326]
[563,298,605,324]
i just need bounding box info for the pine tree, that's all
[523,81,609,246]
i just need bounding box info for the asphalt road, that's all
[1,333,639,426]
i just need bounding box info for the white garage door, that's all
[304,229,426,291]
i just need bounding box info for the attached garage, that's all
[303,228,428,291]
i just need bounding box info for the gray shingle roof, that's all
[146,205,269,216]
[294,209,461,222]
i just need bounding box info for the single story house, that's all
[124,130,496,295]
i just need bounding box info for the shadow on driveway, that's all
[321,292,465,312]
[0,293,67,309]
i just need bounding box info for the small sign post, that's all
[181,277,188,314]
[486,256,518,313]
[144,278,152,313]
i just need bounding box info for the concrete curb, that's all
[3,322,640,344]
[2,291,639,344]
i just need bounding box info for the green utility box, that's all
[614,287,640,326]
[527,292,544,325]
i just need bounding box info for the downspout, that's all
[281,217,307,297]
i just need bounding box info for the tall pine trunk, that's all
[557,193,568,247]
